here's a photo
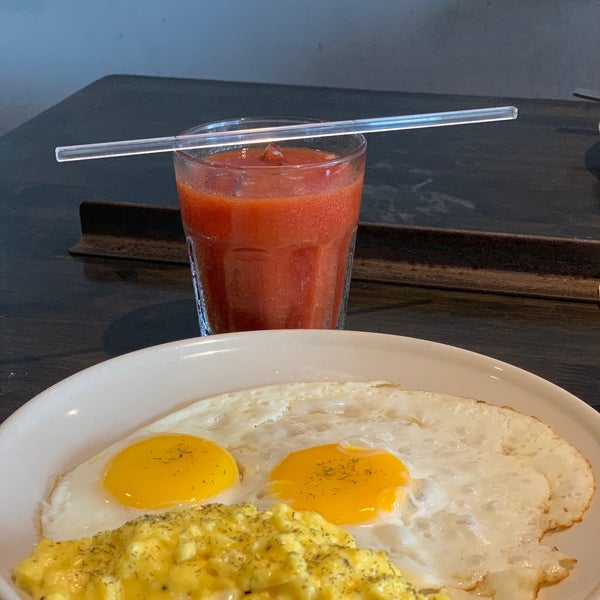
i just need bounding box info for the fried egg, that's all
[41,381,595,599]
[43,432,244,540]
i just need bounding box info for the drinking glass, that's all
[173,117,367,335]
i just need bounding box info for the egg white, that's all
[41,381,594,596]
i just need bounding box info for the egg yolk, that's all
[102,433,239,509]
[268,443,410,524]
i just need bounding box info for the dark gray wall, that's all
[2,0,599,134]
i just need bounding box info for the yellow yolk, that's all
[268,443,410,524]
[102,433,239,509]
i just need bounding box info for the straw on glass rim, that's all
[54,106,518,162]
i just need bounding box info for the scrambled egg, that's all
[13,503,448,600]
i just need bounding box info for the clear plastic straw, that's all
[55,106,518,162]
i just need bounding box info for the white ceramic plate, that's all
[1,330,598,600]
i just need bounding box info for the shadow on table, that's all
[102,299,199,357]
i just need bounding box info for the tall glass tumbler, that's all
[173,117,367,335]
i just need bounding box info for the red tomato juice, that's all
[176,145,365,333]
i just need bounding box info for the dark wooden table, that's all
[1,75,599,424]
